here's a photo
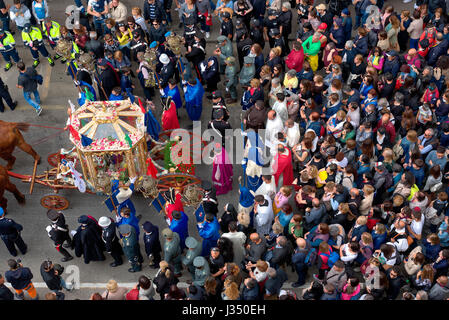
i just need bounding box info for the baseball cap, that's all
[318,23,327,30]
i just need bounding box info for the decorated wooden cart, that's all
[8,99,204,210]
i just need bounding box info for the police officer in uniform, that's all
[236,30,252,69]
[142,221,162,268]
[214,35,233,74]
[46,209,73,262]
[270,28,286,57]
[183,15,199,50]
[98,216,124,267]
[158,53,175,89]
[210,91,229,120]
[118,224,142,273]
[244,99,267,132]
[0,28,21,71]
[201,180,218,216]
[201,55,220,93]
[0,76,17,112]
[263,9,280,49]
[249,18,264,49]
[42,19,62,61]
[235,18,248,43]
[208,108,232,146]
[182,236,202,276]
[0,208,27,257]
[162,228,183,277]
[220,11,233,41]
[192,256,210,287]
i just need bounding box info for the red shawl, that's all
[162,101,180,131]
[273,147,294,187]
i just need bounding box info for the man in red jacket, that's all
[285,41,304,73]
[374,113,396,144]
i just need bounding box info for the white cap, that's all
[98,216,112,228]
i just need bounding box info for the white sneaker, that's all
[206,32,210,39]
[36,106,43,116]
[403,0,412,3]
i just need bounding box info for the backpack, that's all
[321,250,340,269]
[23,72,43,85]
[125,288,139,300]
[392,143,404,161]
[304,247,317,267]
[383,172,393,190]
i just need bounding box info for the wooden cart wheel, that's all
[40,195,70,210]
[157,173,202,193]
[47,153,60,167]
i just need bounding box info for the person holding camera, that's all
[5,259,38,300]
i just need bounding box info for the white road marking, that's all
[5,282,307,289]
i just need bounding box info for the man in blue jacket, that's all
[427,33,449,66]
[383,51,400,77]
[170,210,189,251]
[142,221,162,268]
[197,213,220,257]
[5,259,38,300]
[292,238,309,287]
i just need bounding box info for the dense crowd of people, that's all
[2,0,449,301]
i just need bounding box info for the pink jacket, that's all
[341,284,361,300]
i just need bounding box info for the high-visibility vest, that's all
[0,32,16,51]
[22,27,43,45]
[43,21,60,40]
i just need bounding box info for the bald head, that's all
[250,233,260,242]
[296,237,306,249]
[350,188,360,197]
[268,110,276,120]
[312,198,320,207]
[381,113,390,123]
[408,48,416,56]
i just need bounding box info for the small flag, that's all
[85,87,94,101]
[104,195,118,212]
[124,133,133,148]
[146,157,158,178]
[68,125,80,141]
[194,204,205,223]
[137,97,146,114]
[150,193,166,215]
[81,134,93,147]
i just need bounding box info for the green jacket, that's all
[225,65,237,89]
[120,228,140,259]
[163,232,182,263]
[239,65,255,86]
[218,41,233,64]
[193,260,210,287]
[302,35,321,56]
[181,243,202,274]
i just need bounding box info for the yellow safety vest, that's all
[0,32,16,51]
[43,21,60,40]
[22,27,43,44]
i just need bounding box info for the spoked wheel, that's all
[40,195,70,210]
[157,173,202,194]
[152,129,205,163]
